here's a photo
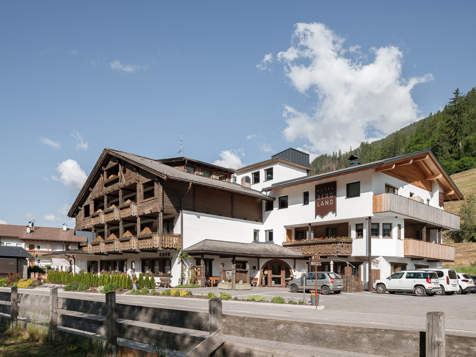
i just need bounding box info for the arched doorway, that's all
[259,260,292,287]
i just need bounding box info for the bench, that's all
[157,277,171,288]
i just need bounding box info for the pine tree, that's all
[150,276,156,289]
[138,273,144,289]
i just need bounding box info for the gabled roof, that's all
[157,157,235,173]
[235,157,311,174]
[184,239,304,258]
[0,246,33,258]
[68,149,272,217]
[0,224,87,243]
[262,150,463,202]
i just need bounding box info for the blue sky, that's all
[1,1,475,227]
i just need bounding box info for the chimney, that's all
[63,223,67,232]
[348,155,362,167]
[26,225,31,234]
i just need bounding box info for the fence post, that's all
[426,311,445,357]
[209,298,222,334]
[48,287,58,343]
[231,264,236,291]
[10,287,18,331]
[106,291,117,357]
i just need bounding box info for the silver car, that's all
[289,272,343,295]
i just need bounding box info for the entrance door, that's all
[260,260,292,287]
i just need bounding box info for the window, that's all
[253,230,259,242]
[326,227,337,238]
[265,230,273,242]
[398,224,402,239]
[252,171,260,184]
[296,230,306,241]
[163,220,174,234]
[278,196,288,209]
[303,191,309,205]
[390,272,404,279]
[144,258,171,275]
[385,184,398,194]
[265,200,273,211]
[265,168,273,181]
[202,170,211,178]
[186,166,195,174]
[84,204,90,217]
[356,224,364,238]
[143,181,155,200]
[218,174,226,181]
[371,223,379,237]
[346,181,360,198]
[383,223,392,238]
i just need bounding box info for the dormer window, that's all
[265,168,273,181]
[186,166,195,174]
[203,170,211,178]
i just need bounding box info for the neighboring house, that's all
[68,148,462,289]
[0,223,87,268]
[0,246,33,278]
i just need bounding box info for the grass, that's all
[445,167,476,216]
[443,242,476,268]
[443,265,476,275]
[0,321,106,357]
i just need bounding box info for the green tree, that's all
[450,194,476,242]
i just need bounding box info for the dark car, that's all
[471,275,476,293]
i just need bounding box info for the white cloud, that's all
[71,130,88,150]
[40,176,49,181]
[41,137,61,149]
[276,23,433,154]
[0,219,6,224]
[58,204,71,216]
[213,150,245,169]
[256,53,273,71]
[260,144,273,152]
[54,159,87,194]
[246,134,256,140]
[44,214,62,223]
[110,60,147,73]
[71,50,78,55]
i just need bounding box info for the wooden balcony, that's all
[373,193,460,230]
[104,208,120,222]
[82,233,181,254]
[91,211,105,225]
[404,238,455,262]
[282,239,352,257]
[119,202,137,218]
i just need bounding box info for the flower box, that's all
[235,284,251,290]
[218,283,232,290]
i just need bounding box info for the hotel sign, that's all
[315,181,336,217]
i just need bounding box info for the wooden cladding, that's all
[373,193,460,230]
[404,238,455,262]
[163,180,262,222]
[283,240,352,257]
[0,258,17,274]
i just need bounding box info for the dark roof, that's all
[0,224,87,243]
[262,150,464,200]
[41,250,91,258]
[0,246,33,258]
[184,239,304,259]
[157,157,235,173]
[69,148,272,217]
[272,148,310,168]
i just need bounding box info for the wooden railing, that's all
[83,233,181,254]
[103,208,120,222]
[162,234,181,249]
[119,203,137,218]
[404,238,455,262]
[283,239,352,256]
[373,193,460,230]
[91,212,105,225]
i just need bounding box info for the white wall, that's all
[0,237,24,247]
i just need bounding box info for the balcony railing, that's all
[373,193,460,230]
[83,233,181,254]
[91,211,105,225]
[104,208,120,222]
[283,239,352,256]
[404,238,455,262]
[119,202,137,218]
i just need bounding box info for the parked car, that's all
[418,268,459,295]
[456,273,475,294]
[373,270,440,296]
[471,275,476,293]
[289,272,343,295]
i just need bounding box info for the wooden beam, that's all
[375,164,395,172]
[425,173,442,181]
[413,155,429,162]
[445,190,455,196]
[396,159,413,167]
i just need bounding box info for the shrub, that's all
[219,292,231,300]
[77,283,89,292]
[247,294,260,301]
[140,287,149,295]
[233,296,238,300]
[288,301,297,305]
[160,291,166,296]
[164,289,171,296]
[151,290,158,295]
[271,296,285,304]
[176,284,201,288]
[28,266,46,274]
[17,279,35,288]
[186,290,193,296]
[170,288,179,296]
[298,300,304,305]
[12,281,18,288]
[7,273,21,286]
[173,290,181,297]
[134,290,140,295]
[102,283,118,294]
[257,296,269,302]
[206,292,216,299]
[179,289,188,297]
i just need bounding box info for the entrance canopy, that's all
[184,239,305,259]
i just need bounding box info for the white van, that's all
[418,268,459,295]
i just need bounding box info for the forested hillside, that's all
[311,87,476,176]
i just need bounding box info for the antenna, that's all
[178,121,184,156]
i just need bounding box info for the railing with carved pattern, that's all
[162,234,181,249]
[104,208,120,222]
[119,203,137,219]
[283,239,352,256]
[104,240,116,253]
[91,212,105,225]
